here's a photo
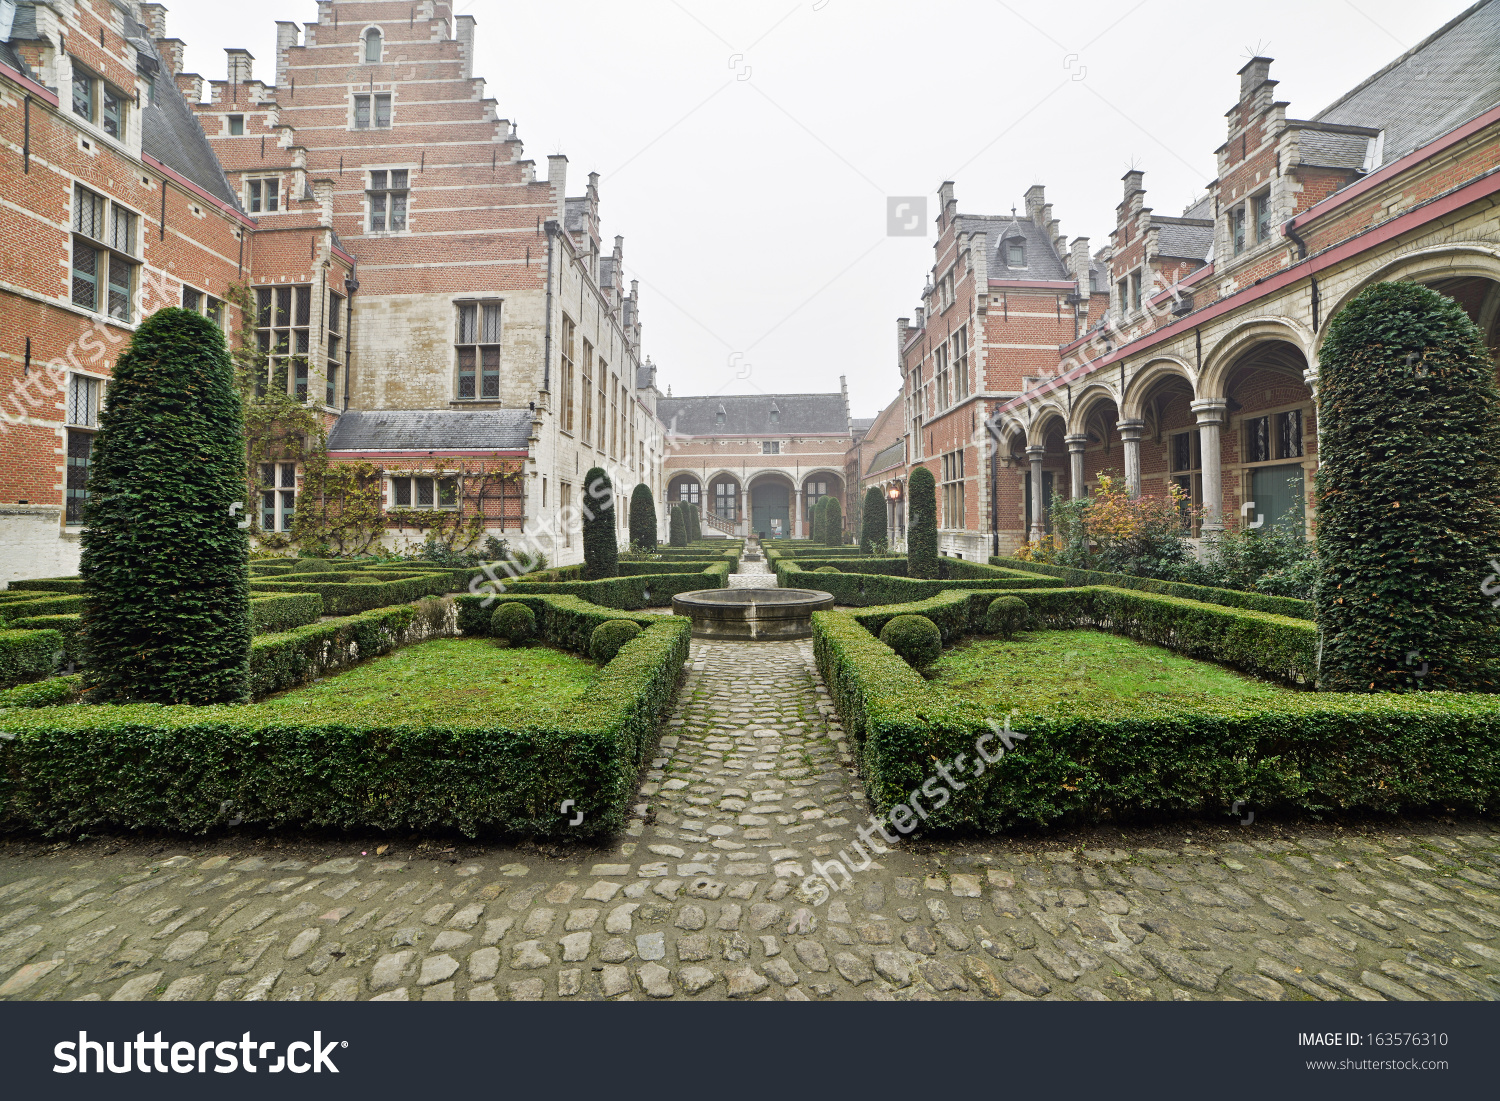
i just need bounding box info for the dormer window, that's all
[715,404,726,427]
[1006,238,1025,267]
[364,28,383,63]
[770,404,780,425]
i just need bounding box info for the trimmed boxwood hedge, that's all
[457,592,661,652]
[777,558,1062,605]
[0,617,691,838]
[247,605,429,699]
[0,594,84,621]
[989,556,1313,619]
[7,577,86,594]
[248,570,475,616]
[499,560,728,609]
[813,607,1500,830]
[0,629,63,688]
[250,593,324,634]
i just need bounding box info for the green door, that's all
[751,483,790,539]
[1249,464,1305,532]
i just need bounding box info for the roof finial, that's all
[1011,205,1016,218]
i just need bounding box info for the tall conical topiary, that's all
[687,502,702,543]
[825,494,843,546]
[629,482,658,551]
[582,466,619,579]
[861,486,887,552]
[1315,281,1500,691]
[669,503,688,547]
[816,496,833,544]
[907,465,939,579]
[80,307,251,703]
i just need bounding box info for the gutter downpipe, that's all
[542,219,559,395]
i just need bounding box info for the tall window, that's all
[260,463,297,532]
[609,374,619,457]
[1169,430,1202,533]
[327,290,344,406]
[952,326,969,401]
[941,450,965,528]
[1130,271,1143,311]
[71,185,136,321]
[71,63,127,139]
[596,358,607,451]
[581,340,594,443]
[246,176,279,213]
[805,480,828,508]
[367,169,407,231]
[1232,206,1247,255]
[390,474,458,511]
[714,481,737,521]
[560,482,573,547]
[65,374,101,525]
[256,285,311,399]
[935,342,950,409]
[353,93,392,129]
[1254,193,1272,244]
[456,302,501,399]
[363,28,383,63]
[559,316,575,432]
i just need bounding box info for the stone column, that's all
[1065,434,1088,498]
[1191,398,1227,536]
[1026,445,1046,542]
[1117,419,1144,497]
[794,488,804,538]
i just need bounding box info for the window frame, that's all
[227,114,245,136]
[255,284,314,401]
[246,175,281,214]
[389,473,460,512]
[454,300,502,400]
[366,168,409,232]
[353,92,393,130]
[70,184,138,321]
[70,62,128,142]
[940,450,965,529]
[761,440,781,455]
[559,315,575,433]
[363,27,383,63]
[259,462,299,533]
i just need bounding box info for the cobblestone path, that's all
[726,551,775,588]
[3,634,1500,1001]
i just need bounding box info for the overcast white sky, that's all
[171,0,1474,418]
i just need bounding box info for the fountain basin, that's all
[672,587,834,641]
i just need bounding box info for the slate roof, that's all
[850,416,876,442]
[1297,129,1373,170]
[960,214,1071,280]
[655,393,850,436]
[866,439,905,477]
[1313,0,1500,166]
[1153,216,1215,260]
[327,409,532,452]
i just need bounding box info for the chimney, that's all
[1238,56,1272,101]
[155,38,185,76]
[138,3,168,38]
[175,72,204,102]
[1024,184,1046,224]
[914,306,925,328]
[937,180,955,228]
[456,15,476,80]
[1121,169,1144,200]
[1070,238,1092,299]
[546,154,568,222]
[274,22,299,88]
[225,48,253,84]
[314,179,335,227]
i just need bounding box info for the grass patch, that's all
[932,629,1292,716]
[259,637,597,724]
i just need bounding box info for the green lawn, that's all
[258,637,598,723]
[931,629,1293,716]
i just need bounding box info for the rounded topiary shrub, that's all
[289,558,334,574]
[815,565,841,574]
[490,602,535,645]
[590,619,641,663]
[879,614,942,669]
[986,595,1028,639]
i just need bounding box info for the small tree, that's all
[629,482,658,551]
[1315,281,1500,692]
[808,496,824,544]
[80,307,251,703]
[907,465,939,578]
[669,503,688,547]
[1069,474,1194,580]
[822,495,846,549]
[582,466,619,579]
[861,486,887,553]
[686,502,702,542]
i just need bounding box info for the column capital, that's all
[1190,398,1227,426]
[1025,444,1047,462]
[1064,433,1089,452]
[1116,419,1144,441]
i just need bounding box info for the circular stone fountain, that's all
[672,587,834,641]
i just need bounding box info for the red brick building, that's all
[885,0,1500,557]
[0,0,667,581]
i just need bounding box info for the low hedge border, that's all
[500,561,728,609]
[6,578,84,594]
[0,594,84,622]
[0,590,65,605]
[456,593,661,653]
[776,559,1062,606]
[0,629,63,688]
[250,593,325,634]
[0,616,690,838]
[249,570,477,616]
[989,556,1313,620]
[813,608,1500,830]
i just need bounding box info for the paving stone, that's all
[919,959,969,992]
[510,940,551,970]
[726,966,770,997]
[1003,965,1051,997]
[637,962,675,998]
[834,952,873,985]
[794,940,830,972]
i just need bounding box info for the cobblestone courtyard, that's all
[3,623,1500,1003]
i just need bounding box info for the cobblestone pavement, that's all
[726,553,775,588]
[3,637,1500,1002]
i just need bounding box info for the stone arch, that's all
[1323,244,1500,357]
[1067,381,1122,437]
[1022,401,1069,448]
[702,470,744,523]
[1197,318,1314,402]
[1120,355,1197,421]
